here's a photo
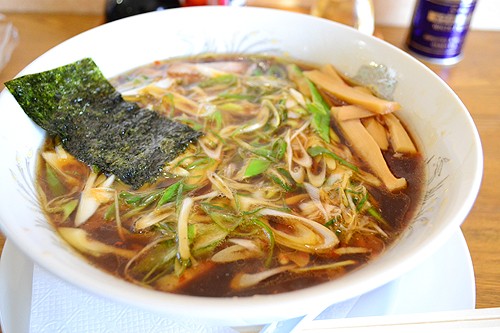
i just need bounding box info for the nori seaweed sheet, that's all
[5,58,202,188]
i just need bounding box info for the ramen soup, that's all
[35,55,424,297]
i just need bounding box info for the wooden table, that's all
[0,1,499,316]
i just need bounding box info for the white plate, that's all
[0,229,475,333]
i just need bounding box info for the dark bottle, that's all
[105,0,181,22]
[406,0,477,65]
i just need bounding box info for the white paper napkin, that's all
[29,265,359,333]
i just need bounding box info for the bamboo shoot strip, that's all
[5,58,202,189]
[362,117,390,150]
[384,113,417,153]
[304,70,401,115]
[331,109,407,192]
[332,105,376,121]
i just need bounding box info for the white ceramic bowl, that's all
[0,6,483,326]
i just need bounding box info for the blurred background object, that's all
[105,0,181,22]
[0,14,18,73]
[0,0,498,31]
[184,0,246,5]
[310,0,374,35]
[0,0,107,14]
[373,0,498,31]
[405,0,477,65]
[105,0,247,22]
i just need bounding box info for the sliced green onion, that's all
[306,102,330,143]
[308,78,330,110]
[162,93,175,117]
[104,202,116,221]
[190,222,229,256]
[267,168,294,192]
[124,237,177,284]
[201,203,242,231]
[199,74,237,88]
[186,157,213,170]
[271,138,287,161]
[218,102,244,112]
[217,93,254,101]
[355,193,369,212]
[244,159,272,178]
[250,218,275,267]
[367,206,390,229]
[307,146,359,172]
[157,182,182,207]
[175,182,186,208]
[62,199,79,221]
[306,79,331,142]
[45,164,66,197]
[138,242,176,284]
[209,110,223,130]
[119,189,165,207]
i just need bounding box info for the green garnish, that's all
[199,73,237,88]
[157,182,182,207]
[306,79,331,143]
[307,146,359,172]
[45,164,66,197]
[244,158,272,178]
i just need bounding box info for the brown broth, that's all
[36,55,425,297]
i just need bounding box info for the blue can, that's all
[406,0,477,65]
